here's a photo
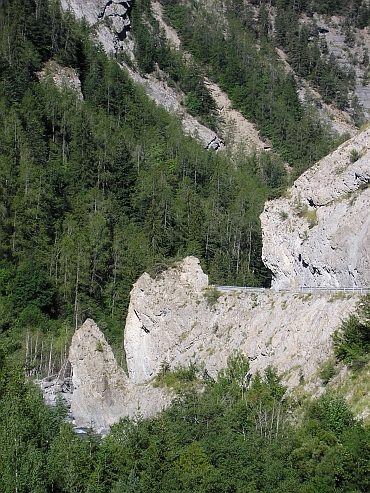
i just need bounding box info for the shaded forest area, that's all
[1,350,370,492]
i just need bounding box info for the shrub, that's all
[332,294,370,370]
[350,149,361,163]
[319,358,337,385]
[154,362,198,390]
[96,341,104,352]
[279,211,288,221]
[307,393,354,436]
[10,259,55,315]
[204,287,221,307]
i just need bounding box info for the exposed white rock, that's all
[151,1,268,151]
[261,126,370,289]
[60,0,134,52]
[152,2,181,50]
[123,257,361,389]
[124,257,208,383]
[124,63,225,148]
[69,318,170,434]
[38,61,83,100]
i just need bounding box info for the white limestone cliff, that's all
[123,257,360,391]
[60,0,134,51]
[261,126,370,289]
[69,318,170,434]
[65,126,370,434]
[124,256,208,383]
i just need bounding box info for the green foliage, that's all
[203,287,221,307]
[307,393,354,436]
[350,148,361,162]
[154,362,198,391]
[319,357,337,385]
[279,211,288,221]
[0,355,369,493]
[10,258,55,314]
[333,294,370,369]
[0,1,369,491]
[161,0,340,171]
[0,363,67,492]
[131,1,217,128]
[0,0,276,370]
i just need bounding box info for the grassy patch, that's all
[153,361,200,391]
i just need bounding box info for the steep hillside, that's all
[66,125,370,430]
[261,125,370,289]
[60,0,226,149]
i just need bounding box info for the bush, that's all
[154,362,198,390]
[204,287,221,307]
[332,294,370,369]
[307,393,354,436]
[319,358,337,385]
[350,149,361,163]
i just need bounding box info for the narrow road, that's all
[215,286,370,294]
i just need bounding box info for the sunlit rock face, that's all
[261,127,370,290]
[69,318,170,434]
[60,0,134,50]
[124,256,208,384]
[123,257,359,390]
[38,60,83,100]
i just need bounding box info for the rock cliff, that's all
[123,257,360,391]
[68,318,170,434]
[68,259,361,432]
[261,126,370,289]
[60,0,133,50]
[38,60,83,100]
[67,127,370,432]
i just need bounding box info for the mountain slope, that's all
[66,125,370,430]
[261,125,370,289]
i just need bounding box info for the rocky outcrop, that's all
[124,257,208,383]
[123,257,360,390]
[261,126,370,289]
[68,318,170,434]
[60,0,133,50]
[38,61,83,100]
